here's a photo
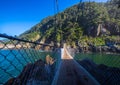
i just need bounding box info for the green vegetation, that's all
[79,36,105,46]
[20,31,40,41]
[19,0,120,47]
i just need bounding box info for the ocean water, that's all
[0,49,53,84]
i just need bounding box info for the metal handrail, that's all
[0,33,53,47]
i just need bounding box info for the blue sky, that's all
[0,0,108,36]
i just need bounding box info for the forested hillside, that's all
[20,0,120,47]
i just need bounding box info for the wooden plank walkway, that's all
[52,46,100,85]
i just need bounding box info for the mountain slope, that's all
[20,0,120,46]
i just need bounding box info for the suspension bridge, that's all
[52,44,99,85]
[0,34,100,85]
[0,34,120,85]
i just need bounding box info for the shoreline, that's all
[0,47,120,54]
[76,51,120,55]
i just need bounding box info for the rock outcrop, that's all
[5,58,56,85]
[77,59,120,85]
[77,45,120,53]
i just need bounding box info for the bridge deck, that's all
[53,47,100,85]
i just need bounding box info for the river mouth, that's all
[0,49,120,84]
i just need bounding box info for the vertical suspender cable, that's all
[55,0,59,13]
[54,0,62,47]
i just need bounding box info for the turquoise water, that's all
[75,53,120,68]
[0,49,53,84]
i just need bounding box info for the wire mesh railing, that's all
[74,52,120,85]
[0,34,60,85]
